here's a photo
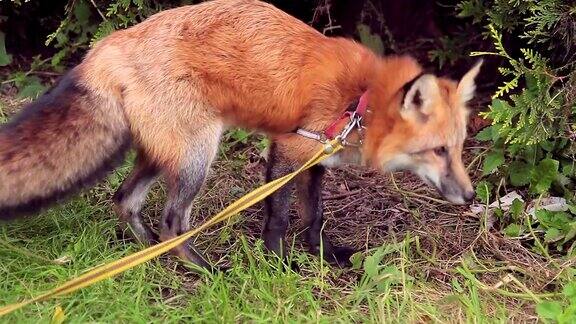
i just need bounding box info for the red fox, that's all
[0,0,480,269]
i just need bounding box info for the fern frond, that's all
[493,76,520,99]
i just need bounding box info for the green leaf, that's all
[510,199,525,219]
[503,223,523,237]
[540,140,556,152]
[536,301,562,320]
[17,78,47,99]
[562,282,576,299]
[74,0,92,25]
[231,129,250,143]
[350,252,364,270]
[525,73,538,89]
[490,124,503,142]
[91,21,116,45]
[379,265,403,285]
[531,158,559,194]
[483,150,505,175]
[51,49,68,67]
[509,161,533,187]
[475,126,493,141]
[456,0,485,22]
[562,162,575,177]
[563,222,576,244]
[551,213,572,229]
[357,24,384,55]
[536,209,554,226]
[544,228,563,243]
[475,180,493,204]
[0,32,12,66]
[364,248,385,278]
[489,99,511,120]
[494,207,504,218]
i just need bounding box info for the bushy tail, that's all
[0,70,130,219]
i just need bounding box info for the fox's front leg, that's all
[262,142,295,259]
[263,138,355,267]
[295,165,355,267]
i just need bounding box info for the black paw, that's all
[287,259,300,272]
[264,252,299,273]
[117,223,159,246]
[325,246,356,268]
[263,232,286,258]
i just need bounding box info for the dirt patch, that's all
[0,93,31,118]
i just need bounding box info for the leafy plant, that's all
[357,24,384,55]
[536,209,576,253]
[45,0,96,68]
[355,237,415,298]
[219,128,269,158]
[0,31,12,67]
[2,56,52,99]
[501,198,525,237]
[473,25,574,194]
[463,3,576,255]
[537,281,576,323]
[488,195,576,255]
[455,1,576,216]
[428,35,465,69]
[475,179,493,204]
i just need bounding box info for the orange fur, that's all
[1,0,478,220]
[76,0,380,170]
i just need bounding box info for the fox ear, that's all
[457,59,483,103]
[401,74,440,122]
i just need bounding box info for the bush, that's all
[458,0,576,197]
[458,0,576,258]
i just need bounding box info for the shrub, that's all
[460,0,576,259]
[458,0,576,197]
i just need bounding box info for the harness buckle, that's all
[335,112,363,147]
[294,91,369,149]
[323,142,335,154]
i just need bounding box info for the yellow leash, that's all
[0,139,343,317]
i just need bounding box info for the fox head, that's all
[363,58,482,204]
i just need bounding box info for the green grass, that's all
[0,116,572,322]
[0,206,457,323]
[1,183,564,323]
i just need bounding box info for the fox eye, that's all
[433,146,448,156]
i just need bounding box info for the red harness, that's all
[296,91,369,145]
[324,91,369,139]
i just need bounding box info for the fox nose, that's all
[463,190,475,203]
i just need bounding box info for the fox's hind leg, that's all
[157,122,223,271]
[113,151,159,245]
[295,165,355,267]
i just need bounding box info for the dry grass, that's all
[130,139,571,322]
[1,86,573,323]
